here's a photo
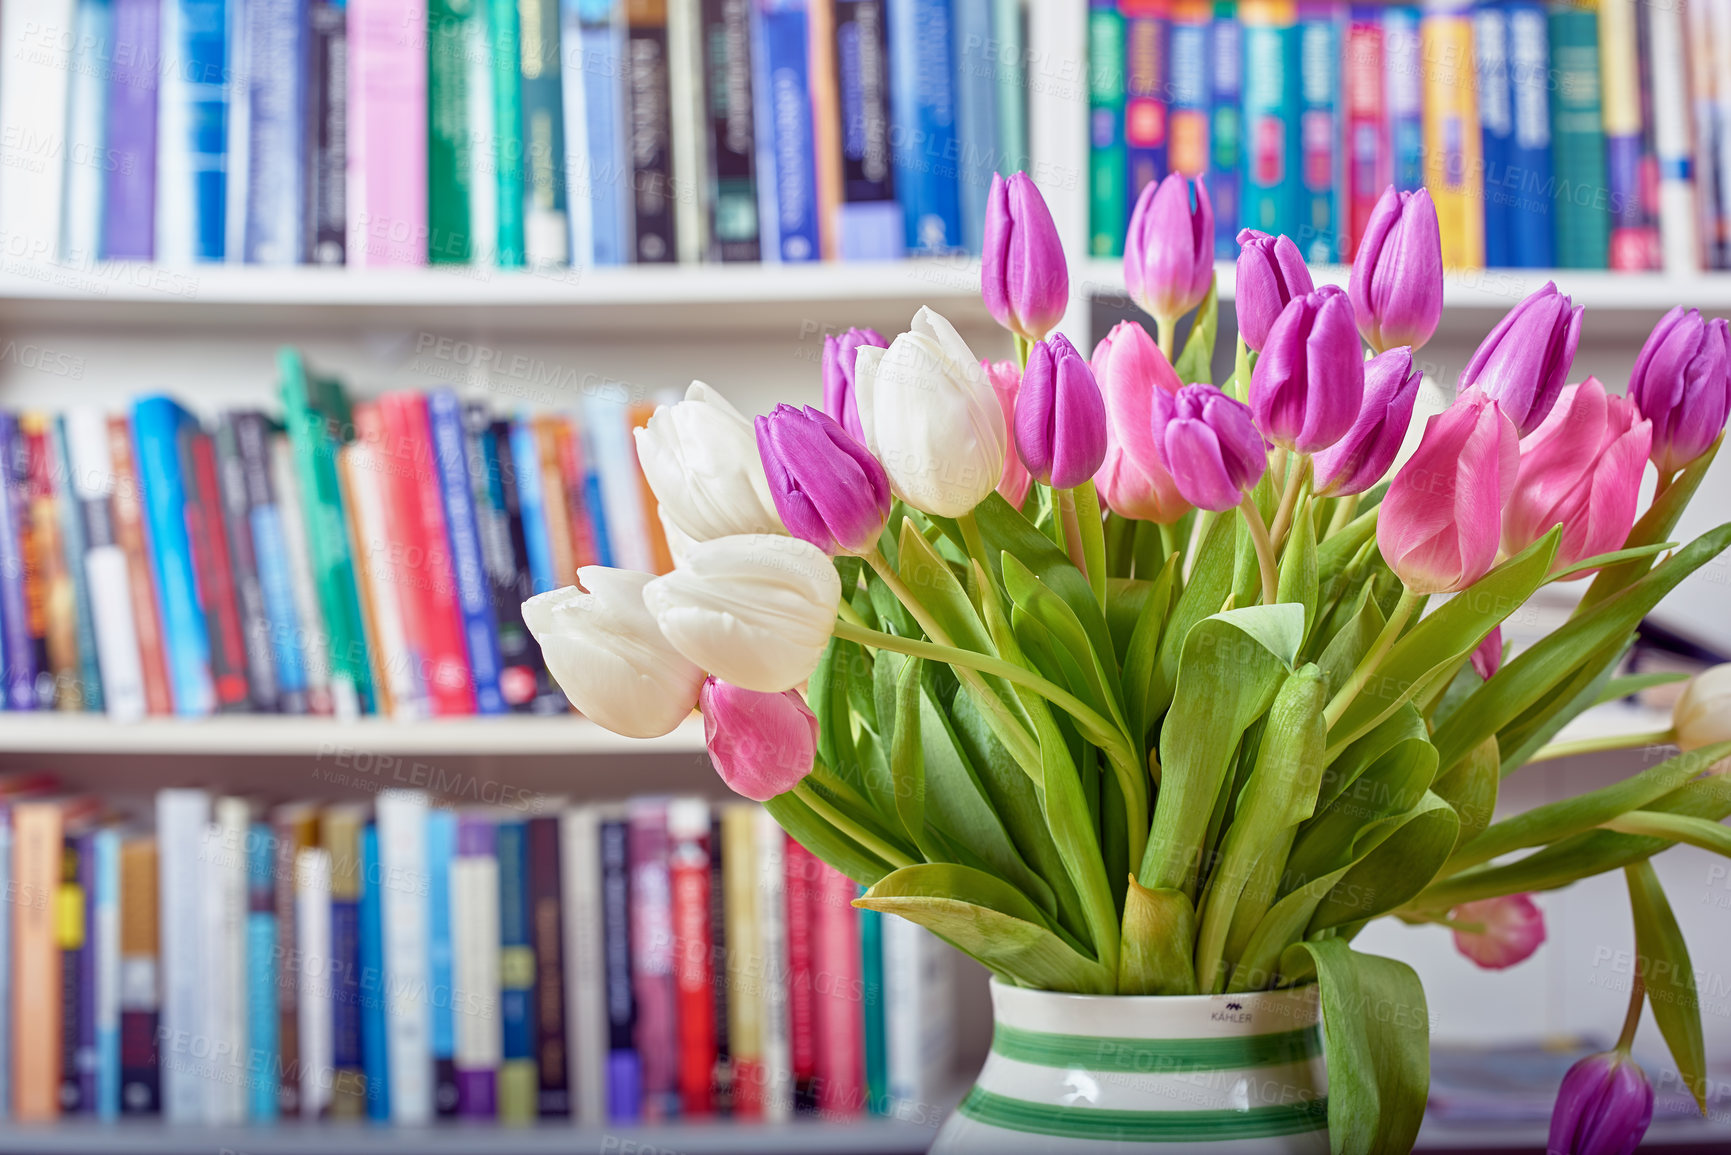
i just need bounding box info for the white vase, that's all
[931,980,1330,1154]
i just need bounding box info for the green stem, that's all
[1237,492,1279,605]
[1155,315,1178,362]
[1323,588,1424,730]
[1324,492,1360,539]
[792,780,916,869]
[958,510,991,573]
[1056,487,1088,584]
[1526,729,1677,765]
[1157,521,1181,570]
[1073,480,1109,606]
[835,598,868,628]
[1616,969,1647,1054]
[1268,455,1312,551]
[1012,332,1031,369]
[1229,332,1251,402]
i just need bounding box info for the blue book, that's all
[1123,0,1168,209]
[835,0,905,259]
[236,413,307,712]
[426,808,458,1116]
[507,418,555,595]
[246,821,279,1121]
[0,416,35,710]
[1474,3,1512,268]
[951,0,996,253]
[889,0,964,253]
[1296,3,1338,264]
[131,397,214,716]
[242,0,306,262]
[429,391,505,714]
[496,817,535,1123]
[1209,9,1242,257]
[752,0,821,261]
[51,418,104,712]
[577,419,615,569]
[104,0,160,259]
[1506,0,1553,268]
[1240,3,1301,240]
[93,828,121,1119]
[1383,5,1423,193]
[599,813,639,1122]
[360,824,391,1122]
[157,0,230,260]
[329,812,365,1116]
[570,0,630,265]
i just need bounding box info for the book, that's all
[1166,0,1210,181]
[1240,0,1300,240]
[600,809,639,1120]
[527,813,571,1116]
[669,798,715,1115]
[1474,3,1512,268]
[204,797,251,1123]
[888,0,963,254]
[430,391,506,714]
[131,398,214,716]
[21,416,71,711]
[0,418,41,711]
[376,790,432,1122]
[236,413,308,713]
[755,808,792,1120]
[1506,1,1554,268]
[953,0,996,253]
[185,429,254,711]
[521,0,572,264]
[783,835,817,1111]
[62,0,113,264]
[358,823,391,1121]
[426,806,459,1116]
[834,0,903,259]
[226,0,252,264]
[156,0,230,260]
[720,805,760,1115]
[453,815,501,1117]
[322,803,367,1117]
[215,416,278,710]
[702,0,763,260]
[561,806,607,1123]
[1383,4,1423,193]
[428,0,475,262]
[508,418,557,596]
[496,815,537,1122]
[812,860,863,1116]
[669,0,711,264]
[809,0,842,259]
[1088,0,1128,255]
[49,418,103,712]
[566,420,609,568]
[1420,1,1482,269]
[270,431,333,713]
[1549,0,1610,268]
[706,810,731,1112]
[304,0,347,263]
[1689,0,1726,268]
[476,414,551,711]
[65,410,145,720]
[107,418,173,716]
[626,0,679,261]
[0,0,73,264]
[1342,5,1387,261]
[465,0,497,264]
[1123,0,1169,212]
[62,829,93,1116]
[155,790,208,1120]
[393,392,475,714]
[338,422,416,717]
[568,0,632,266]
[1208,2,1242,257]
[104,0,160,258]
[883,915,953,1121]
[1296,1,1339,264]
[627,798,678,1118]
[271,803,318,1115]
[294,847,333,1117]
[242,0,306,261]
[1599,0,1657,270]
[533,416,578,585]
[14,801,67,1119]
[1645,0,1697,272]
[859,900,885,1113]
[118,835,160,1116]
[752,0,821,261]
[348,0,427,263]
[245,821,279,1121]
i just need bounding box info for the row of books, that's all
[0,0,1033,270]
[0,356,672,719]
[0,782,956,1123]
[1090,0,1731,273]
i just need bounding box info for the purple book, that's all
[0,414,37,710]
[103,0,159,259]
[455,814,497,1119]
[627,798,677,1121]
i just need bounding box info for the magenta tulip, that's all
[1249,284,1365,453]
[821,326,887,442]
[1235,229,1314,352]
[756,404,893,555]
[1502,378,1651,577]
[1090,322,1189,523]
[1125,173,1214,323]
[982,172,1069,342]
[1472,625,1504,681]
[1349,186,1444,353]
[1547,1050,1654,1155]
[1017,333,1109,489]
[1312,346,1423,497]
[1149,384,1267,512]
[1378,386,1519,595]
[985,360,1034,508]
[1459,281,1583,436]
[700,677,818,802]
[1627,306,1731,475]
[1451,894,1546,969]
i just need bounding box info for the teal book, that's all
[859,898,887,1114]
[246,821,279,1121]
[491,0,527,266]
[1088,0,1127,256]
[360,825,391,1121]
[496,816,536,1122]
[518,0,568,264]
[1547,1,1609,268]
[992,0,1028,174]
[1240,0,1302,240]
[428,0,474,262]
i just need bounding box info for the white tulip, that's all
[633,381,785,543]
[853,306,1008,517]
[642,534,841,693]
[1673,663,1731,752]
[522,567,704,738]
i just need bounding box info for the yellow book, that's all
[1421,6,1484,270]
[808,0,843,260]
[722,804,763,1114]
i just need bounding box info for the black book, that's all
[626,0,677,262]
[701,0,761,260]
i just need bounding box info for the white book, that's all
[451,851,502,1086]
[156,789,211,1122]
[377,789,433,1123]
[269,434,335,714]
[66,408,148,722]
[224,0,252,264]
[558,0,591,268]
[154,0,191,262]
[342,441,423,718]
[203,798,251,1123]
[884,917,955,1122]
[666,0,708,265]
[0,0,72,265]
[753,807,792,1121]
[465,0,497,268]
[295,847,334,1119]
[61,0,109,263]
[93,828,122,1120]
[581,394,654,573]
[1648,0,1700,273]
[561,805,607,1124]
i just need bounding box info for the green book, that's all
[859,898,888,1114]
[1088,0,1127,257]
[518,0,568,265]
[277,348,375,716]
[492,0,527,267]
[428,0,476,262]
[1548,2,1609,269]
[993,0,1029,175]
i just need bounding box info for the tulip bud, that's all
[1627,306,1731,475]
[1459,281,1584,436]
[1125,173,1214,323]
[853,307,1008,517]
[1249,284,1365,453]
[1450,894,1546,969]
[1547,1050,1654,1155]
[635,381,786,543]
[1348,186,1444,353]
[1090,321,1189,523]
[1312,346,1423,497]
[756,404,893,555]
[985,359,1034,509]
[700,677,818,802]
[1017,333,1109,488]
[1672,663,1731,752]
[1471,625,1503,681]
[1149,384,1267,512]
[981,172,1069,342]
[522,568,704,738]
[1234,229,1314,352]
[821,327,888,443]
[1502,379,1651,577]
[1378,387,1519,595]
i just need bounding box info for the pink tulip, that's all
[1451,894,1547,970]
[1017,334,1109,489]
[1502,378,1652,578]
[1472,626,1503,681]
[982,172,1070,342]
[1090,322,1189,523]
[1378,386,1519,595]
[1149,385,1268,512]
[700,677,818,802]
[1312,346,1423,497]
[1349,186,1444,354]
[985,359,1033,508]
[1125,173,1214,323]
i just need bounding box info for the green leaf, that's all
[1627,861,1708,1111]
[1494,642,1625,774]
[896,519,994,654]
[888,653,926,848]
[1307,793,1460,933]
[1314,585,1383,698]
[1605,811,1731,857]
[1595,672,1693,704]
[1548,541,1677,583]
[1579,437,1722,610]
[1291,707,1437,883]
[1316,504,1379,593]
[1173,274,1218,385]
[1278,504,1320,637]
[1432,737,1500,852]
[1002,552,1125,725]
[1104,577,1152,665]
[1281,939,1429,1155]
[764,791,893,887]
[1149,510,1238,719]
[1117,879,1198,995]
[1122,553,1179,745]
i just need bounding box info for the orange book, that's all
[13,801,64,1119]
[22,416,79,710]
[533,416,577,587]
[18,421,50,709]
[107,417,173,716]
[629,403,675,573]
[808,0,842,260]
[553,419,602,570]
[1420,6,1484,269]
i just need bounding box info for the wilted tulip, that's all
[1451,894,1546,969]
[1547,1050,1654,1155]
[700,678,818,802]
[1312,346,1423,497]
[1149,384,1267,512]
[635,381,785,543]
[1459,281,1583,436]
[821,327,887,442]
[985,360,1033,508]
[1234,229,1314,352]
[1249,284,1365,453]
[1017,333,1109,489]
[981,172,1069,342]
[1627,306,1731,475]
[756,405,893,555]
[1125,173,1214,324]
[1349,186,1444,353]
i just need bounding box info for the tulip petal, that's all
[701,678,818,802]
[1450,894,1546,969]
[1162,419,1241,511]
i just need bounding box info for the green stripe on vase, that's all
[989,1022,1323,1073]
[958,1087,1329,1142]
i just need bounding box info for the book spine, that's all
[428,0,474,262]
[496,818,537,1123]
[521,0,571,264]
[1688,0,1725,269]
[952,0,994,253]
[358,825,391,1121]
[270,808,315,1116]
[130,399,214,716]
[0,417,35,710]
[186,430,254,711]
[425,808,458,1116]
[1506,2,1553,268]
[581,398,654,573]
[1087,0,1127,256]
[1382,5,1422,193]
[269,434,332,712]
[832,0,903,259]
[668,799,714,1115]
[14,804,64,1120]
[576,1,632,266]
[295,847,333,1117]
[883,912,953,1119]
[161,0,230,260]
[858,899,885,1114]
[376,792,432,1122]
[707,812,730,1112]
[703,0,763,260]
[1420,3,1483,270]
[754,808,790,1120]
[0,0,72,265]
[475,414,548,711]
[1207,3,1241,255]
[783,835,816,1112]
[246,822,279,1121]
[1122,0,1169,209]
[206,798,251,1124]
[669,0,708,263]
[1473,3,1511,268]
[226,0,252,265]
[625,0,678,261]
[338,424,412,717]
[304,0,347,263]
[626,403,673,573]
[237,415,308,713]
[50,417,104,712]
[507,418,556,595]
[62,0,114,264]
[751,0,820,261]
[323,808,366,1117]
[107,417,172,715]
[118,836,160,1117]
[1341,8,1386,261]
[887,0,962,254]
[991,0,1027,174]
[430,392,504,713]
[812,860,863,1116]
[60,829,90,1115]
[627,799,677,1119]
[1645,0,1696,273]
[23,419,70,710]
[808,0,841,259]
[554,421,601,571]
[155,790,209,1121]
[721,806,759,1116]
[103,0,159,258]
[492,0,528,265]
[348,0,427,264]
[1549,0,1609,269]
[1240,0,1301,241]
[562,808,607,1124]
[1165,1,1209,181]
[93,829,121,1120]
[1295,1,1338,264]
[244,0,306,261]
[394,396,475,715]
[600,813,640,1121]
[1599,0,1655,270]
[453,818,500,1117]
[216,417,279,709]
[533,417,578,584]
[527,814,570,1116]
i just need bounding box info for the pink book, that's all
[1342,10,1389,263]
[347,0,427,264]
[628,798,679,1120]
[811,860,864,1118]
[784,837,818,1112]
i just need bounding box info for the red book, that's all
[783,837,819,1113]
[107,418,172,715]
[1342,12,1390,262]
[185,430,252,710]
[812,861,864,1117]
[669,800,714,1115]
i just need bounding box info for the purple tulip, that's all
[1126,173,1215,323]
[701,677,818,802]
[821,326,887,442]
[982,172,1070,342]
[755,404,893,555]
[1459,281,1583,437]
[1627,306,1731,475]
[1249,284,1365,453]
[1313,346,1423,496]
[1472,625,1503,681]
[1149,384,1267,511]
[1235,229,1315,352]
[1349,186,1444,353]
[1017,333,1109,489]
[1546,1050,1654,1155]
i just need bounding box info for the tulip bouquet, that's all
[525,172,1731,1154]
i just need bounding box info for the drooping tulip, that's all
[1016,333,1109,489]
[522,568,704,738]
[1672,663,1731,752]
[1348,186,1445,353]
[1458,281,1584,436]
[700,677,818,801]
[853,307,1008,517]
[1234,229,1314,352]
[1090,321,1189,523]
[1450,894,1546,969]
[985,360,1034,508]
[1125,173,1214,323]
[1377,386,1520,595]
[1149,384,1267,511]
[1248,284,1365,453]
[1502,378,1651,577]
[1547,1050,1655,1155]
[1312,346,1423,497]
[634,381,785,542]
[1472,625,1504,681]
[1626,306,1731,475]
[755,404,893,555]
[981,172,1069,342]
[642,534,842,693]
[821,327,887,442]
